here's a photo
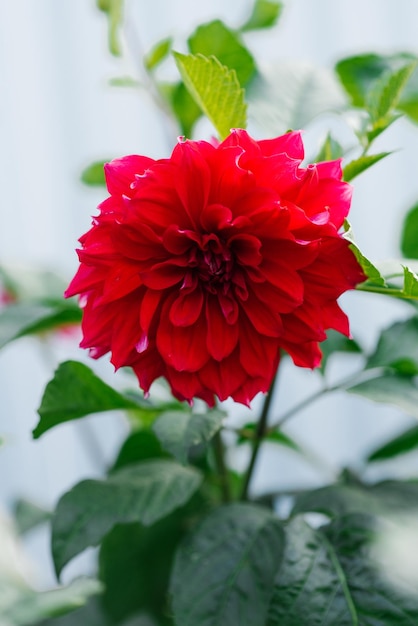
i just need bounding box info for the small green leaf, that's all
[96,0,124,56]
[144,37,172,71]
[366,60,417,123]
[402,265,418,297]
[52,459,202,576]
[188,20,256,86]
[343,151,392,182]
[173,52,247,139]
[368,426,418,463]
[80,160,108,186]
[401,202,418,259]
[238,422,299,452]
[3,577,102,626]
[152,409,225,464]
[241,0,283,32]
[268,513,418,625]
[320,329,362,374]
[347,372,418,419]
[111,429,167,472]
[314,132,344,162]
[13,499,51,535]
[170,503,284,626]
[366,317,418,375]
[0,302,81,351]
[108,75,140,88]
[343,221,385,287]
[34,361,139,439]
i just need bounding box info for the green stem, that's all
[212,430,231,503]
[356,282,418,300]
[240,371,279,501]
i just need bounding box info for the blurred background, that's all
[1,0,418,587]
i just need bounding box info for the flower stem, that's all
[240,371,279,501]
[212,430,231,503]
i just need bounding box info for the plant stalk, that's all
[240,371,279,501]
[212,430,231,503]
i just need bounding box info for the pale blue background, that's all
[1,0,418,585]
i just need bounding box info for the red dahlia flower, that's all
[66,130,365,406]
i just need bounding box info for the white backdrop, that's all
[1,0,418,585]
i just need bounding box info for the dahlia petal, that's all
[198,352,248,401]
[140,260,186,289]
[171,141,211,228]
[257,261,305,308]
[249,278,302,314]
[157,307,209,372]
[282,302,326,343]
[257,131,304,160]
[167,368,216,406]
[111,223,165,261]
[110,300,143,368]
[170,287,204,327]
[280,339,322,369]
[206,296,239,360]
[99,264,142,304]
[140,288,163,334]
[163,225,199,254]
[104,155,155,196]
[219,129,260,158]
[229,234,262,266]
[244,291,283,337]
[132,346,166,394]
[200,203,232,232]
[321,300,350,336]
[65,264,104,298]
[239,316,279,378]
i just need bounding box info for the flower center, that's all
[190,234,234,293]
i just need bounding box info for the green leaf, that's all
[347,372,418,419]
[314,132,344,162]
[163,81,202,137]
[144,37,172,71]
[367,426,418,463]
[111,429,167,472]
[401,202,418,259]
[366,61,417,124]
[237,422,299,452]
[80,160,108,186]
[13,499,51,535]
[292,479,418,520]
[366,317,418,375]
[170,503,284,626]
[96,0,124,56]
[343,221,385,287]
[34,361,139,439]
[241,0,283,32]
[268,514,418,625]
[319,329,362,374]
[173,52,247,140]
[247,61,346,135]
[0,302,81,351]
[188,20,256,87]
[52,460,202,576]
[343,152,392,182]
[108,75,140,88]
[3,577,102,626]
[99,514,187,623]
[152,409,225,464]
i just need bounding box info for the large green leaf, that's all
[0,302,81,351]
[367,426,418,463]
[52,460,202,576]
[268,514,418,625]
[240,0,283,32]
[347,372,418,419]
[2,577,102,626]
[163,81,202,137]
[173,52,247,139]
[80,160,108,186]
[152,409,225,464]
[188,20,256,87]
[401,202,418,259]
[170,503,284,626]
[366,317,418,375]
[247,61,346,136]
[34,361,140,439]
[366,61,417,125]
[292,479,418,520]
[111,429,167,472]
